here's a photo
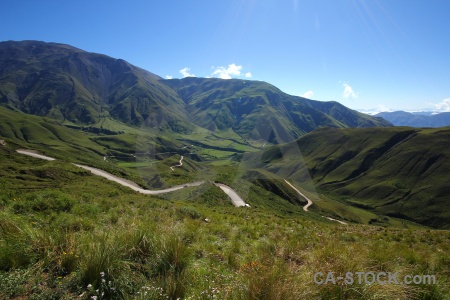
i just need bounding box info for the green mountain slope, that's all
[0,40,192,131]
[260,126,450,228]
[163,77,391,143]
[1,40,390,144]
[0,106,186,187]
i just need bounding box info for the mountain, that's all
[0,40,390,143]
[257,126,450,228]
[0,40,192,131]
[163,77,391,143]
[376,111,450,127]
[410,111,435,116]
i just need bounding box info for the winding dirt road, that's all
[170,156,184,171]
[284,179,313,211]
[322,216,347,225]
[16,149,350,222]
[16,149,247,204]
[72,163,205,195]
[214,183,248,207]
[284,179,347,225]
[16,149,56,161]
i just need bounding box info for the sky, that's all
[1,0,450,113]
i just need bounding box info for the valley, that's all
[1,139,448,299]
[1,41,448,229]
[16,149,247,204]
[0,40,449,299]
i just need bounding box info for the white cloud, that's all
[179,67,195,78]
[433,98,450,112]
[357,105,391,115]
[165,75,173,79]
[211,64,243,79]
[342,83,358,99]
[244,72,252,78]
[301,90,314,98]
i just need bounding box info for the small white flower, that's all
[87,284,92,288]
[100,271,105,277]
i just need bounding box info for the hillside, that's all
[1,40,447,230]
[1,40,449,297]
[259,126,450,228]
[376,111,450,127]
[163,77,391,143]
[0,40,192,131]
[1,141,449,299]
[1,40,390,144]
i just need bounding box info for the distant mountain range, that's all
[0,40,390,143]
[375,111,450,127]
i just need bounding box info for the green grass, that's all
[1,106,450,299]
[0,146,449,299]
[0,106,255,188]
[116,161,160,168]
[258,126,450,229]
[197,148,237,160]
[2,107,447,229]
[312,193,425,228]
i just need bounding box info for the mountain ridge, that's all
[376,110,450,127]
[0,40,192,130]
[162,77,390,142]
[1,40,391,143]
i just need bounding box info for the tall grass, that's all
[1,150,449,299]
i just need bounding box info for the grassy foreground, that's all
[1,146,449,299]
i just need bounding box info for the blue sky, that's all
[1,0,449,113]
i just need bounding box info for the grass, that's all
[314,193,425,228]
[1,146,449,299]
[2,41,449,298]
[0,106,253,188]
[1,109,446,229]
[258,126,450,229]
[1,108,450,298]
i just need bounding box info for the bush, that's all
[176,206,203,220]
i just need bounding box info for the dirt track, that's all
[284,179,313,211]
[284,179,347,225]
[16,150,247,204]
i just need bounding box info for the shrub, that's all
[176,206,203,220]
